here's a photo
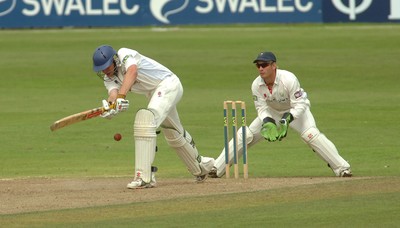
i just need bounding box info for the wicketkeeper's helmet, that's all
[92,45,116,72]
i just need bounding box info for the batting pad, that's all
[134,109,157,183]
[163,128,208,176]
[301,127,350,176]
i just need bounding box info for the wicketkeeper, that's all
[92,45,215,188]
[209,51,352,178]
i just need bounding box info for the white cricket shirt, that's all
[104,48,173,95]
[251,69,310,120]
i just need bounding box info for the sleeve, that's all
[104,80,119,95]
[286,73,310,119]
[251,78,272,122]
[118,48,141,71]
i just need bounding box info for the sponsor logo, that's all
[0,0,16,17]
[150,0,189,24]
[294,90,303,99]
[1,0,320,26]
[331,0,373,20]
[328,0,400,21]
[19,0,139,17]
[122,55,130,64]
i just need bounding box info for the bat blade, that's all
[50,107,105,131]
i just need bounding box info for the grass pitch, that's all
[0,24,399,227]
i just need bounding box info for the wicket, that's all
[223,100,248,179]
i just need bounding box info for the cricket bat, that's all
[50,106,106,131]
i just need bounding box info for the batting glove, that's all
[261,117,278,142]
[278,112,293,141]
[100,99,117,119]
[115,94,129,113]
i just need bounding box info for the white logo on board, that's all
[150,0,189,24]
[0,0,16,17]
[331,0,373,20]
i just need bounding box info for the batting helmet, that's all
[92,45,117,72]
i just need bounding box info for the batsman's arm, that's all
[107,89,118,103]
[118,65,138,96]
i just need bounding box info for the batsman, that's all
[92,45,214,189]
[209,51,352,178]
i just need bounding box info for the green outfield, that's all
[1,24,399,227]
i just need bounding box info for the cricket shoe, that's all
[208,167,219,178]
[195,174,208,183]
[127,171,157,189]
[339,169,353,177]
[327,164,352,177]
[195,157,215,183]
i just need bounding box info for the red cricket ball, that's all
[114,133,122,141]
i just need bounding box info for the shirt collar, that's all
[257,70,279,87]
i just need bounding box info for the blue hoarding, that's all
[323,0,400,22]
[0,0,321,28]
[0,1,398,28]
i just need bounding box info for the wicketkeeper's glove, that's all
[278,112,294,141]
[261,117,278,142]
